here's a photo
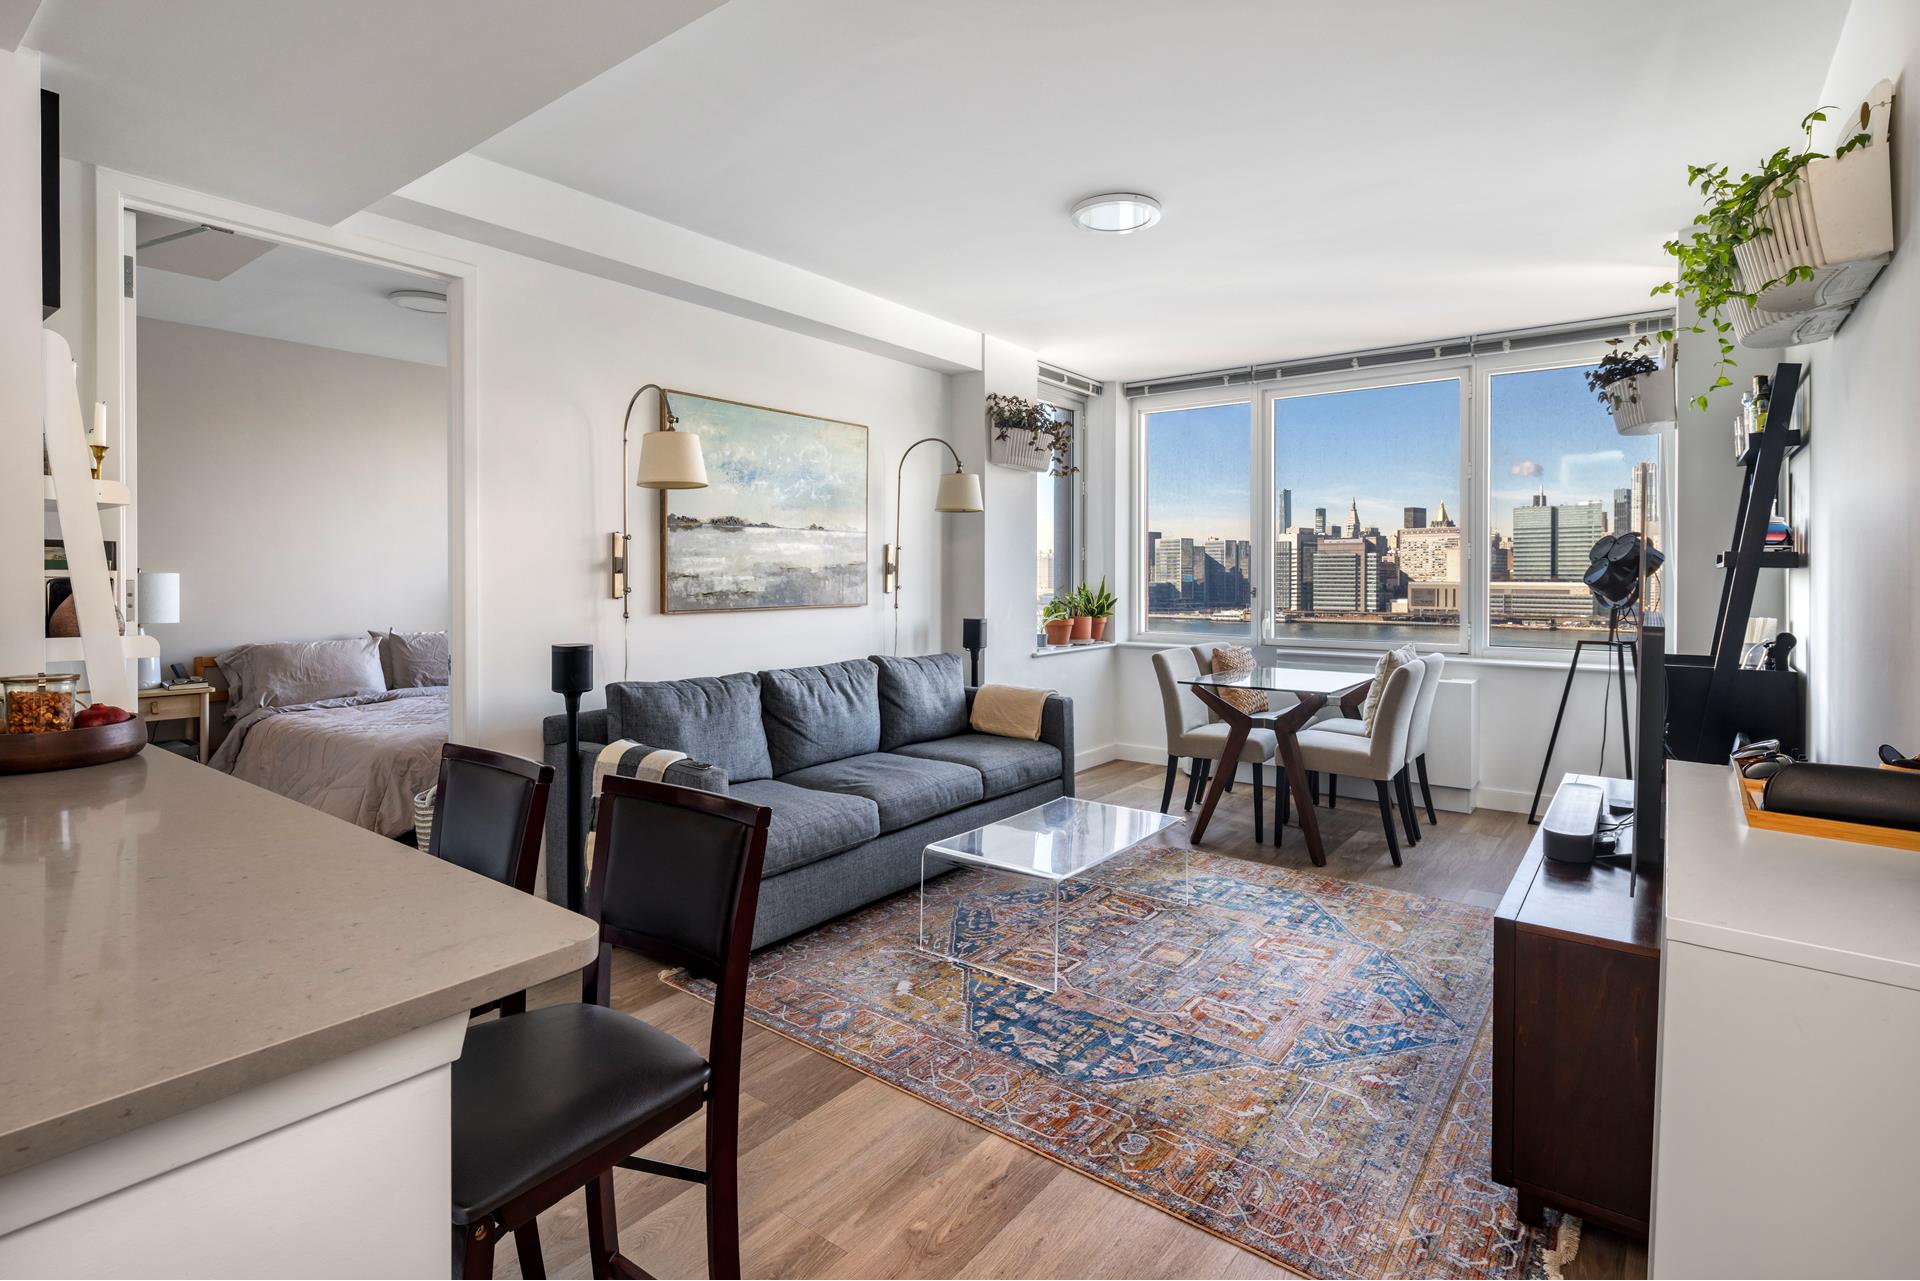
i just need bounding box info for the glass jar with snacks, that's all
[4,673,78,734]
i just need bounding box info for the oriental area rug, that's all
[667,844,1571,1278]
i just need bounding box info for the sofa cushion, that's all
[890,733,1062,799]
[779,752,984,834]
[608,672,773,783]
[870,653,969,750]
[727,778,881,875]
[759,660,881,775]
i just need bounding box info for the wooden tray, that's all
[1738,770,1920,851]
[0,715,147,774]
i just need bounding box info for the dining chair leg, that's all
[584,1169,620,1279]
[1308,770,1320,805]
[1160,755,1179,814]
[1275,771,1289,841]
[1252,764,1264,845]
[1374,779,1403,867]
[1184,760,1200,810]
[1223,763,1235,794]
[1417,754,1438,824]
[1397,771,1421,845]
[1328,773,1338,809]
[453,1221,497,1281]
[707,1094,743,1280]
[514,1220,547,1279]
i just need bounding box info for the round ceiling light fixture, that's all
[1069,192,1162,234]
[387,288,449,314]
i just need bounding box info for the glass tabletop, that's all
[1181,664,1370,696]
[923,797,1179,881]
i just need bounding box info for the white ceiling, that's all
[26,0,723,222]
[476,0,1853,379]
[137,228,449,368]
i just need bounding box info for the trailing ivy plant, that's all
[1585,338,1663,410]
[986,393,1078,476]
[1654,100,1875,411]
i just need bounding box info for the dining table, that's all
[1179,664,1372,866]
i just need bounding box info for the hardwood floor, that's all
[493,761,1647,1280]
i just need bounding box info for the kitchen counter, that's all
[0,748,598,1274]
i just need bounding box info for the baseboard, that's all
[1471,785,1537,815]
[1074,743,1122,771]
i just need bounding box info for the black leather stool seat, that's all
[452,1004,711,1223]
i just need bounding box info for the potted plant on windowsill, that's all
[1042,596,1073,647]
[1067,585,1094,643]
[1083,577,1117,641]
[1655,83,1893,407]
[1587,338,1676,435]
[986,393,1077,475]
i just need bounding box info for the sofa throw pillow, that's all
[869,653,969,750]
[370,629,451,689]
[218,635,388,719]
[1209,645,1269,715]
[1362,645,1418,735]
[608,671,773,782]
[759,660,881,774]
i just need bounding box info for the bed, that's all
[198,633,450,837]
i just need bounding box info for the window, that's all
[1034,395,1082,638]
[1486,363,1661,651]
[1271,376,1463,646]
[1141,400,1253,638]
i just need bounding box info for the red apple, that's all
[74,704,133,728]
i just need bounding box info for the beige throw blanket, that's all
[970,683,1052,741]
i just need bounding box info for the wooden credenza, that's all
[1492,775,1661,1238]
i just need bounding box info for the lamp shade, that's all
[636,429,708,489]
[138,572,180,625]
[934,470,984,513]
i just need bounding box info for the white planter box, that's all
[1605,351,1677,435]
[987,419,1055,473]
[1732,80,1894,348]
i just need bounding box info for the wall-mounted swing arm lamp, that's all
[610,383,707,619]
[882,437,984,608]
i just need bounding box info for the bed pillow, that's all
[371,629,451,689]
[219,636,388,718]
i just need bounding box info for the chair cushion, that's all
[728,777,882,875]
[890,733,1062,799]
[1312,716,1369,737]
[758,660,881,775]
[451,1004,710,1224]
[779,752,984,833]
[1295,726,1383,773]
[869,653,969,750]
[609,672,773,782]
[1169,722,1279,763]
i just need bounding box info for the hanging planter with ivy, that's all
[1587,339,1677,435]
[1654,81,1894,409]
[985,393,1077,476]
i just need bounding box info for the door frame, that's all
[92,168,482,737]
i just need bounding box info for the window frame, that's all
[1130,388,1259,645]
[1034,384,1087,643]
[1129,337,1676,663]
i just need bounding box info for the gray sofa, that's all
[542,653,1074,949]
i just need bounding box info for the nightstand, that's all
[136,686,213,763]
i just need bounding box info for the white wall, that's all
[1790,0,1919,765]
[341,214,956,763]
[0,48,41,675]
[135,318,449,668]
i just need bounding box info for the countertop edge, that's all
[0,927,597,1180]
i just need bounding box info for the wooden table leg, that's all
[1186,687,1248,845]
[1264,694,1330,866]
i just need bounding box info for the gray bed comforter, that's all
[209,686,448,836]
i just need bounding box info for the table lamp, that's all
[136,571,180,689]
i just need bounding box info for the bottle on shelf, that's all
[1752,374,1771,434]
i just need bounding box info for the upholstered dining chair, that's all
[1151,646,1276,843]
[1307,653,1444,842]
[1293,659,1423,866]
[448,777,771,1280]
[427,744,554,1018]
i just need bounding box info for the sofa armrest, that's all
[542,707,609,747]
[1040,693,1075,796]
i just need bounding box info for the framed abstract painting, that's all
[658,390,869,613]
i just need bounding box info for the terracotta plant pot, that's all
[1043,618,1072,646]
[1070,615,1093,643]
[1089,616,1109,642]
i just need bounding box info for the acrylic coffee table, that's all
[917,796,1181,993]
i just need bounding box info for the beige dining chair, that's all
[1293,659,1423,865]
[1151,647,1277,842]
[1310,652,1444,843]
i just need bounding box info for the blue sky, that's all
[1144,364,1656,543]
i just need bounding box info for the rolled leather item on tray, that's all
[1763,762,1920,831]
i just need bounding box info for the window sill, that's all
[1029,640,1119,658]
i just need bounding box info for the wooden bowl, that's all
[0,715,147,774]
